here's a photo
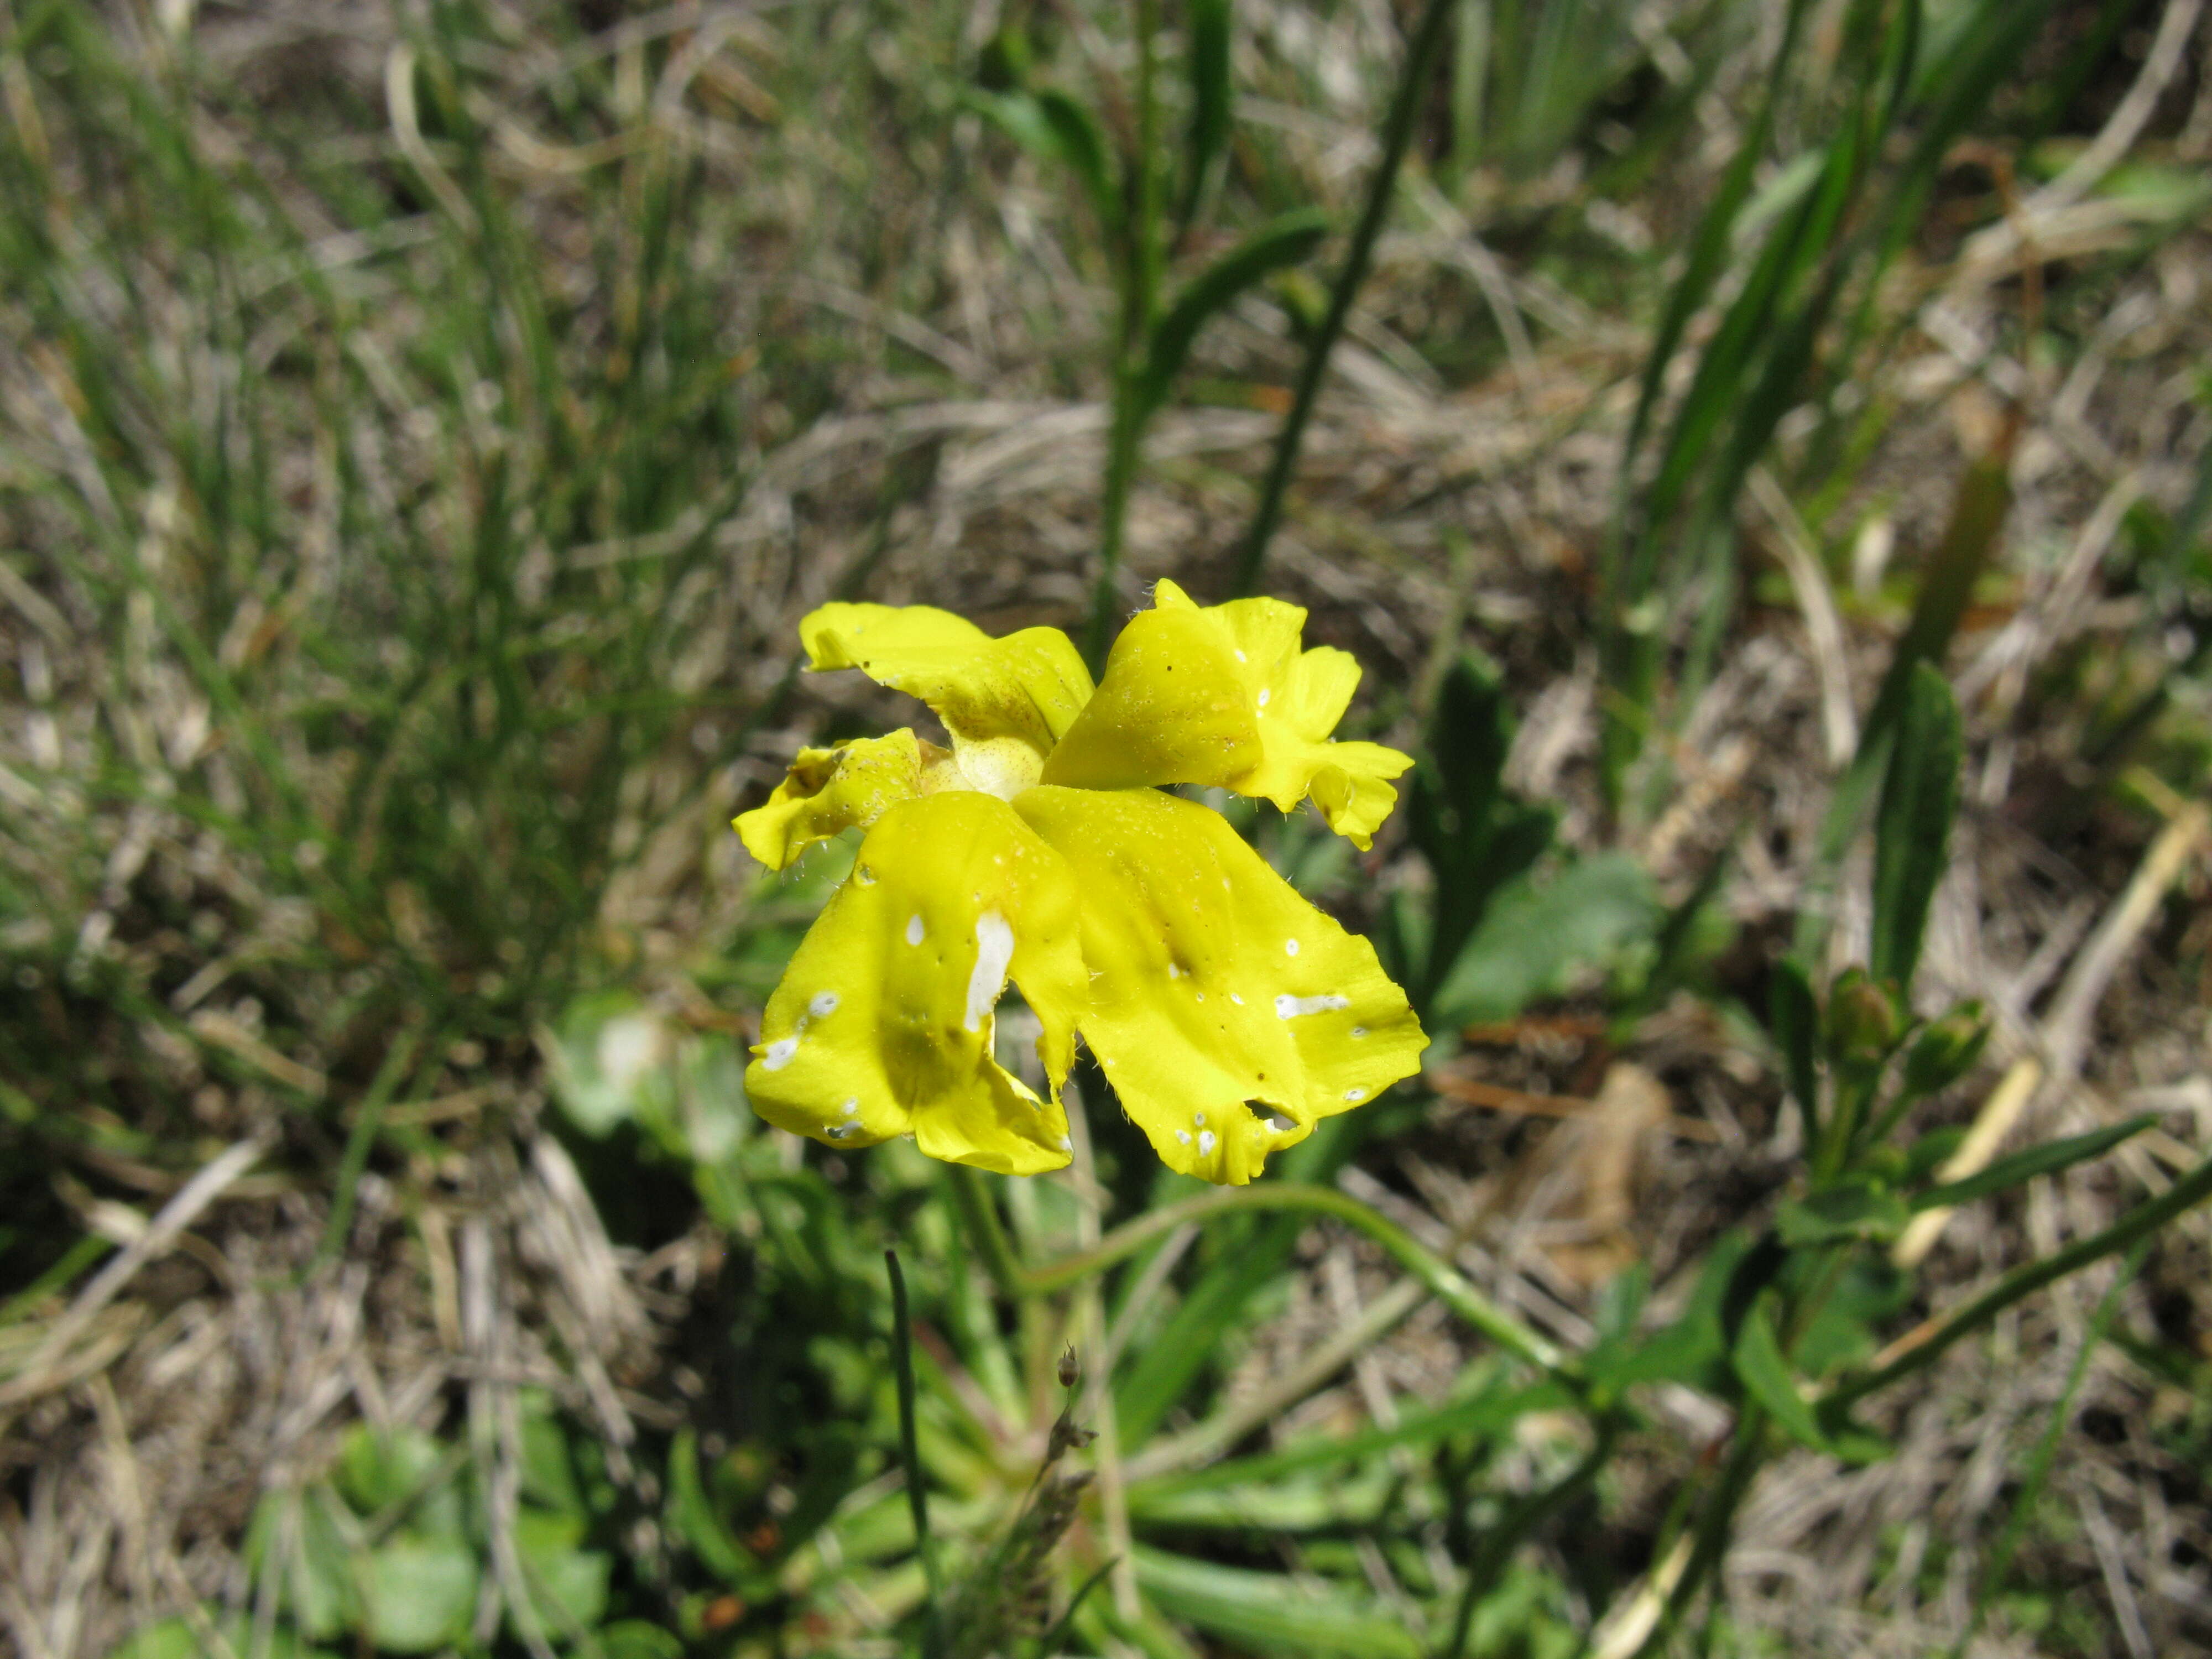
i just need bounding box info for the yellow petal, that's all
[745,791,1086,1176]
[801,603,1094,758]
[1037,599,1261,790]
[733,731,930,871]
[1014,785,1425,1185]
[1041,580,1412,847]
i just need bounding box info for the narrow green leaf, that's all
[1776,1181,1910,1248]
[1178,0,1233,230]
[1770,957,1820,1142]
[1137,207,1330,416]
[1410,653,1558,1005]
[1134,1547,1424,1657]
[1913,1115,2159,1212]
[1869,662,1961,988]
[964,88,1120,235]
[1731,1298,1885,1461]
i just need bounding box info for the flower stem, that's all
[1086,0,1164,672]
[885,1249,945,1658]
[1232,0,1455,597]
[1021,1180,1569,1380]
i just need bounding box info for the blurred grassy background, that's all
[3,1,2211,1656]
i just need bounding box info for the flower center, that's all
[945,734,1046,801]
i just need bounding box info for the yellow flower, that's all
[733,581,1422,1185]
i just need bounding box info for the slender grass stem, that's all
[1232,0,1456,597]
[1022,1181,1569,1380]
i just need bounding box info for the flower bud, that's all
[1825,969,1902,1064]
[1901,1001,1991,1098]
[1057,1346,1080,1390]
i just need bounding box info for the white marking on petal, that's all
[905,913,925,946]
[1284,938,1300,956]
[1198,1130,1217,1155]
[809,991,841,1019]
[1176,1129,1192,1145]
[1275,992,1350,1019]
[963,911,1015,1032]
[1256,688,1270,708]
[1344,1087,1366,1102]
[1193,1112,1206,1127]
[1234,649,1246,662]
[761,1036,799,1070]
[1194,991,1204,1003]
[1229,993,1245,1006]
[1166,962,1182,979]
[856,865,878,885]
[841,1098,859,1117]
[1350,1025,1368,1039]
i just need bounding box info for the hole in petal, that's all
[964,912,1015,1033]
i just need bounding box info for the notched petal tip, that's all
[797,601,1093,755]
[1070,585,1412,845]
[733,730,926,870]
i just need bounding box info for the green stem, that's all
[947,1163,1031,1305]
[1022,1181,1568,1380]
[1086,0,1165,671]
[1830,1147,2212,1408]
[1647,1405,1768,1653]
[1232,0,1456,597]
[885,1249,944,1658]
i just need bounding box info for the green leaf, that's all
[1430,852,1658,1030]
[540,990,674,1138]
[1134,1547,1425,1656]
[106,1614,332,1659]
[666,1428,753,1585]
[1732,1300,1822,1452]
[599,1622,686,1659]
[512,1510,611,1636]
[1775,1180,1910,1247]
[336,1425,446,1518]
[1791,1252,1912,1379]
[1914,1115,2158,1212]
[363,1539,479,1654]
[1869,662,1961,988]
[1585,1228,1754,1395]
[966,88,1119,236]
[1408,654,1557,1004]
[1770,957,1820,1140]
[1178,0,1234,228]
[1136,207,1331,416]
